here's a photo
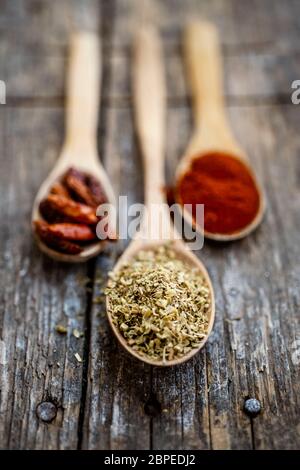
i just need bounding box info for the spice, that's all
[35,166,115,254]
[35,220,83,255]
[63,167,98,207]
[50,182,70,198]
[43,194,98,224]
[42,222,95,241]
[105,245,211,362]
[86,174,107,206]
[55,324,67,334]
[73,328,83,338]
[74,353,82,363]
[177,153,260,235]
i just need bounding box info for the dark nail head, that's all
[244,398,261,417]
[36,401,57,423]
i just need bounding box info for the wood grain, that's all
[0,0,299,450]
[0,107,89,449]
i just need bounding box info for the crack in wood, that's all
[77,259,95,449]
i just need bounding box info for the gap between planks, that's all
[3,94,295,109]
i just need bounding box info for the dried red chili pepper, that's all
[86,174,107,206]
[47,223,96,241]
[35,221,83,255]
[64,168,96,207]
[39,199,71,223]
[42,194,98,225]
[65,167,86,182]
[50,182,70,198]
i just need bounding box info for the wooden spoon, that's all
[106,27,215,367]
[32,32,115,262]
[175,21,265,241]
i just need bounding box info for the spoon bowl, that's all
[106,237,215,367]
[32,33,115,262]
[32,148,115,262]
[175,150,265,242]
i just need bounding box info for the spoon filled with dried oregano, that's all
[105,27,215,366]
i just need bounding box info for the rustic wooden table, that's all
[0,0,299,450]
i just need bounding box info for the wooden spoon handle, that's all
[133,27,166,206]
[65,32,100,152]
[184,21,228,133]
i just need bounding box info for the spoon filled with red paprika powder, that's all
[175,21,265,241]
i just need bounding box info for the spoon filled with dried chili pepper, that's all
[175,21,265,241]
[105,27,215,367]
[32,33,116,262]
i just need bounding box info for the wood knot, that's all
[244,398,261,417]
[36,401,57,423]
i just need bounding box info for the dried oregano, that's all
[105,244,211,363]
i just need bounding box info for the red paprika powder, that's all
[177,153,260,235]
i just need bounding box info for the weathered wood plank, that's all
[0,107,89,449]
[112,0,300,49]
[151,357,212,450]
[80,16,152,449]
[3,47,296,102]
[0,0,99,99]
[240,105,300,449]
[0,0,104,449]
[1,0,298,101]
[81,105,152,450]
[0,0,100,47]
[107,51,297,104]
[1,0,299,451]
